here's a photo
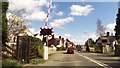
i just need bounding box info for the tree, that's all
[96,19,105,36]
[6,12,29,44]
[7,13,26,34]
[115,8,120,39]
[2,2,9,45]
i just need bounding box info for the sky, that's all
[7,0,119,45]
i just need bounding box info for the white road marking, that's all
[59,61,82,63]
[76,52,113,68]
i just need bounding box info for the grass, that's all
[30,58,46,65]
[2,59,22,68]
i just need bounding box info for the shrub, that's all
[30,36,44,58]
[21,36,44,58]
[2,59,22,68]
[38,45,44,58]
[30,58,45,64]
[57,47,66,51]
[117,39,120,44]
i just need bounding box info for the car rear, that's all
[67,46,74,54]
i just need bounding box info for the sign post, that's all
[40,28,53,60]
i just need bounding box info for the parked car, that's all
[67,46,75,54]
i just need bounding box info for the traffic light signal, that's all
[40,28,53,35]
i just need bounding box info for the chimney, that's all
[107,32,110,37]
[52,34,54,39]
[111,33,113,36]
[59,36,61,39]
[62,38,64,41]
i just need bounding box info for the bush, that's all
[117,39,120,44]
[30,58,45,64]
[30,37,44,58]
[2,59,22,68]
[21,36,43,47]
[38,45,44,58]
[57,47,66,51]
[115,44,120,56]
[21,36,44,58]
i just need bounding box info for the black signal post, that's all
[40,28,53,36]
[40,27,53,45]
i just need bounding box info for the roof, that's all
[95,36,116,44]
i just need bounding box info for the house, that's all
[95,32,115,53]
[85,38,95,52]
[65,39,75,48]
[2,27,34,58]
[48,35,65,47]
[48,35,59,47]
[48,35,75,48]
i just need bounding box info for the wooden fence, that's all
[2,35,42,63]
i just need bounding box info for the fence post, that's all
[27,36,30,63]
[43,45,48,60]
[16,36,20,61]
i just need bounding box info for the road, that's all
[24,51,120,68]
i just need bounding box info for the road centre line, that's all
[59,61,82,63]
[76,52,112,68]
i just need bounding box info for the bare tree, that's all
[6,10,29,43]
[96,19,106,36]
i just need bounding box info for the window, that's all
[102,40,107,43]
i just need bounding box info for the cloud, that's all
[56,11,63,16]
[9,0,47,11]
[70,38,81,45]
[51,4,56,9]
[61,32,98,45]
[63,32,98,45]
[106,23,116,33]
[64,33,72,37]
[50,17,74,28]
[25,10,47,21]
[70,5,94,16]
[8,0,48,21]
[80,32,98,44]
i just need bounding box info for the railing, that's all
[2,44,16,59]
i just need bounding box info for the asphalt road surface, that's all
[24,51,120,68]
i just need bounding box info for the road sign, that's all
[40,28,53,35]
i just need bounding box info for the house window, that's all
[14,37,16,42]
[57,41,59,45]
[102,40,107,43]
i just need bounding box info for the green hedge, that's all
[57,47,66,51]
[38,45,44,58]
[2,59,22,68]
[21,36,44,58]
[115,44,120,56]
[21,36,43,47]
